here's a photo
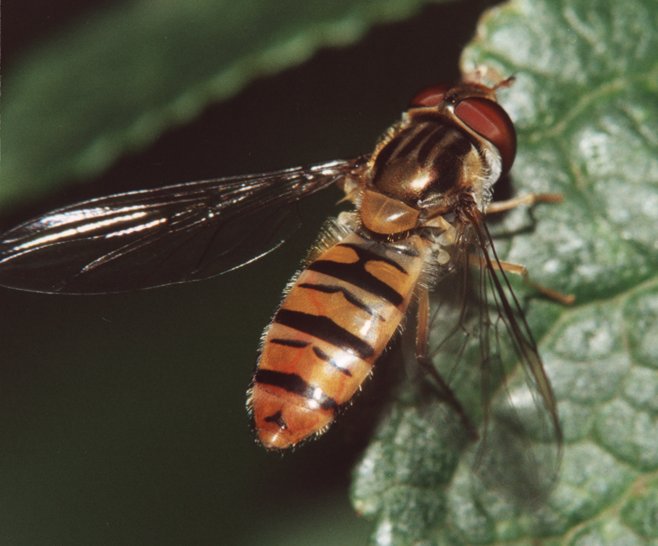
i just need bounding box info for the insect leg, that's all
[468,255,575,305]
[485,193,563,215]
[477,194,575,304]
[415,286,479,440]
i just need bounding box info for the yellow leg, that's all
[469,254,575,305]
[495,260,575,305]
[479,192,574,304]
[486,193,563,215]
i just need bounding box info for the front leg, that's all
[468,255,575,305]
[485,193,563,215]
[482,192,575,304]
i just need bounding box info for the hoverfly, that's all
[0,74,566,453]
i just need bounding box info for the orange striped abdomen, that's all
[249,232,428,449]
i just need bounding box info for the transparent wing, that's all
[0,158,365,294]
[426,210,561,504]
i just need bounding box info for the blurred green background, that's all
[0,1,494,544]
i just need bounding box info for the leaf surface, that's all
[1,0,446,208]
[351,0,658,543]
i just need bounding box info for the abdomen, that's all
[248,231,428,449]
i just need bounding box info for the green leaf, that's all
[1,0,445,209]
[351,0,658,544]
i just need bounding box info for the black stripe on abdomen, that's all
[308,259,403,307]
[299,282,378,317]
[254,369,338,410]
[339,242,408,274]
[312,346,353,376]
[270,338,309,348]
[274,309,374,359]
[307,241,407,307]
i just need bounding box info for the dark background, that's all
[1,1,494,544]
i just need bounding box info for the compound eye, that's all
[409,84,451,107]
[454,97,516,173]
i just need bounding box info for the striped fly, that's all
[0,75,566,453]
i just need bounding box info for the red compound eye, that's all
[409,84,452,107]
[454,97,516,173]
